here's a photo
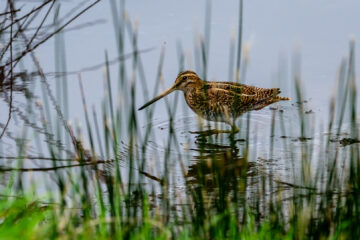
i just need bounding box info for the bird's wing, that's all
[208,82,258,95]
[208,82,283,98]
[207,87,276,107]
[200,87,280,118]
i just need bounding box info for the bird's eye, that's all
[182,76,188,80]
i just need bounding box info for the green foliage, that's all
[0,196,50,240]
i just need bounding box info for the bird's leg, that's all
[224,119,239,133]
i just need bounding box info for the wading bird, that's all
[138,71,290,134]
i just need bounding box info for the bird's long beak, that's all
[138,84,177,110]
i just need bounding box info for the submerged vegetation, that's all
[0,0,360,239]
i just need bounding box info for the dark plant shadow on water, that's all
[189,129,236,137]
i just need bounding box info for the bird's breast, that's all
[183,91,235,123]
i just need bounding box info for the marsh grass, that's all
[0,0,360,239]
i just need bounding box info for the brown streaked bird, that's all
[138,71,290,133]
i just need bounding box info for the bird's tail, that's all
[275,96,291,101]
[270,88,291,101]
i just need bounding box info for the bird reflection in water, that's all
[186,135,257,195]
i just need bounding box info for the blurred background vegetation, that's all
[0,0,359,239]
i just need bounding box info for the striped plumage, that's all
[139,70,290,131]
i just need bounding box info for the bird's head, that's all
[173,71,201,91]
[138,70,201,110]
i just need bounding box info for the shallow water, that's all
[0,0,359,203]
